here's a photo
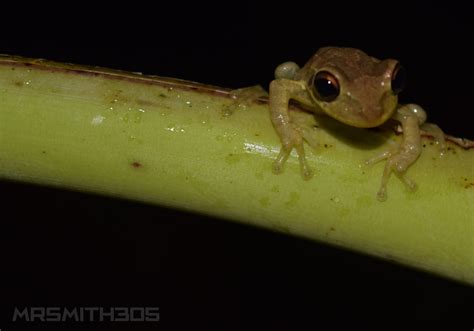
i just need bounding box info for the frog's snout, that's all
[322,85,398,128]
[348,92,398,128]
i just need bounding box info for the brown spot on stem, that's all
[131,161,142,168]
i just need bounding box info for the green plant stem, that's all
[0,56,473,284]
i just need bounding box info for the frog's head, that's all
[305,47,405,128]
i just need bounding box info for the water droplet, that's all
[122,114,129,122]
[91,115,106,126]
[165,125,185,133]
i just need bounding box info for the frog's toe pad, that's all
[272,161,284,175]
[301,167,313,180]
[376,188,388,202]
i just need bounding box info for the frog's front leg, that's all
[366,104,445,201]
[270,78,313,180]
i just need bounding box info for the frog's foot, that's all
[422,122,446,155]
[273,127,313,180]
[366,151,417,201]
[224,85,268,117]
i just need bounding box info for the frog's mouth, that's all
[324,92,398,128]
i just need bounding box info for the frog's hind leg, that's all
[224,85,268,117]
[230,85,268,101]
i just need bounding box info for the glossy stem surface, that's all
[0,56,472,284]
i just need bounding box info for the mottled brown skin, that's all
[234,47,446,200]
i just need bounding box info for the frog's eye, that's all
[312,71,340,102]
[391,63,406,94]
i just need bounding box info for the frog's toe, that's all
[294,143,313,180]
[396,172,418,192]
[272,159,284,175]
[376,187,388,202]
[272,133,313,180]
[365,150,392,166]
[407,181,418,192]
[222,103,239,117]
[422,122,446,156]
[301,168,313,180]
[272,146,291,175]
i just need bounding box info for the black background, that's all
[0,2,473,330]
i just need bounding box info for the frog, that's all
[231,47,445,201]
